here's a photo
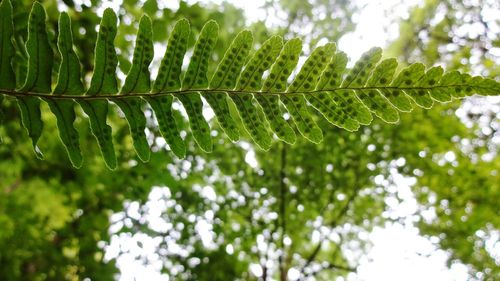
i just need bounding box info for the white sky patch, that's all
[338,0,421,64]
[201,185,217,201]
[355,224,469,281]
[244,149,258,168]
[249,263,263,278]
[287,267,301,280]
[116,252,169,281]
[225,244,234,255]
[202,102,216,121]
[195,219,216,248]
[95,0,123,16]
[188,0,269,24]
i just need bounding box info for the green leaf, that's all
[79,100,116,169]
[402,63,434,108]
[388,63,425,111]
[153,19,189,93]
[237,38,305,149]
[450,73,472,99]
[46,12,84,168]
[148,19,189,158]
[236,35,282,91]
[336,48,382,125]
[179,20,219,152]
[255,94,295,144]
[182,20,218,90]
[433,70,475,100]
[121,15,153,94]
[204,30,254,142]
[18,2,54,159]
[314,51,359,131]
[0,0,15,141]
[246,36,296,144]
[406,67,444,108]
[0,97,3,143]
[283,42,336,143]
[19,2,53,94]
[430,70,455,102]
[53,13,85,96]
[87,8,118,95]
[176,93,212,152]
[79,8,118,170]
[262,38,300,92]
[0,0,15,90]
[234,35,286,147]
[113,98,150,161]
[47,100,81,166]
[470,77,500,96]
[359,54,399,123]
[147,95,185,158]
[115,15,154,162]
[202,91,240,141]
[210,30,252,90]
[231,93,272,150]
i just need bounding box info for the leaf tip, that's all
[139,14,153,27]
[102,7,118,25]
[70,157,83,169]
[33,145,44,160]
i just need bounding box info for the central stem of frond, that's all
[0,85,472,101]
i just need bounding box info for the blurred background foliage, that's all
[0,0,498,280]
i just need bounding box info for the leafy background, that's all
[0,0,498,280]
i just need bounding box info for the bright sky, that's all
[96,0,489,280]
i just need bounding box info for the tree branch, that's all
[302,261,356,279]
[299,160,363,278]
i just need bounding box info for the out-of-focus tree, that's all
[386,1,499,279]
[387,0,499,76]
[0,0,249,279]
[261,0,356,44]
[0,1,497,281]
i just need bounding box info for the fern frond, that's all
[0,0,498,169]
